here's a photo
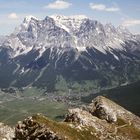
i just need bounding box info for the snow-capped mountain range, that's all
[0,15,140,90]
[2,15,139,58]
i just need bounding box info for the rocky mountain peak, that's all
[117,25,131,34]
[2,96,139,139]
[50,14,87,21]
[87,96,140,128]
[13,15,39,36]
[50,14,88,33]
[23,15,38,24]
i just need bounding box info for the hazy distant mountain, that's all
[0,15,140,90]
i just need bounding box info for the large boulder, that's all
[87,96,117,123]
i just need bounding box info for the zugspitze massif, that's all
[0,15,140,91]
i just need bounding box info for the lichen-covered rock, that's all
[15,116,63,140]
[64,108,114,134]
[64,106,140,139]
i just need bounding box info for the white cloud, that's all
[123,19,140,27]
[44,0,72,10]
[105,7,120,12]
[8,13,19,19]
[89,3,120,12]
[89,4,106,11]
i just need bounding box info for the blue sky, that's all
[0,0,140,35]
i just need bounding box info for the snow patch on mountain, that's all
[0,15,139,60]
[50,14,87,33]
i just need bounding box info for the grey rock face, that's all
[87,96,140,129]
[87,96,117,123]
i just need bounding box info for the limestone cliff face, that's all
[1,96,140,140]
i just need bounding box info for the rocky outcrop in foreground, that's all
[1,96,140,140]
[0,123,14,140]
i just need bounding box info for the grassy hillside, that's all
[0,87,68,125]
